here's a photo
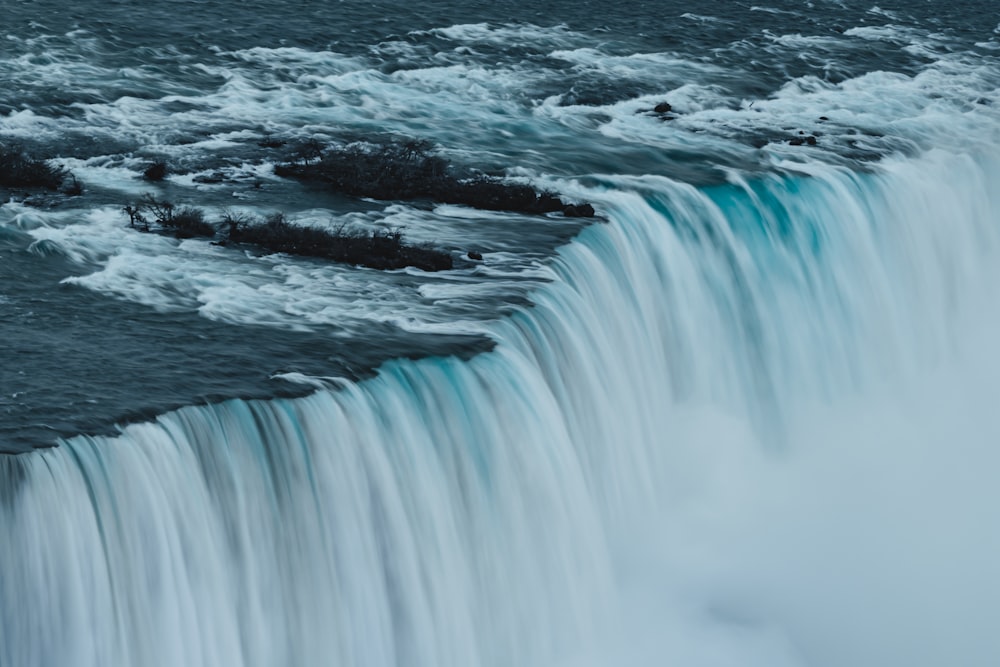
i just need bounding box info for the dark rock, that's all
[819,116,830,121]
[124,200,453,272]
[805,135,818,145]
[143,161,168,181]
[0,143,70,190]
[224,211,453,272]
[443,178,565,214]
[274,140,447,201]
[534,192,567,213]
[564,203,596,218]
[653,102,673,113]
[467,251,483,261]
[789,137,805,146]
[258,134,287,148]
[275,140,593,217]
[193,171,226,184]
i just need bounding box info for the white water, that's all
[3,143,1000,666]
[30,203,565,336]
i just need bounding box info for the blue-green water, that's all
[2,2,1000,665]
[2,0,997,451]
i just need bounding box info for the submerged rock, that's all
[143,161,168,181]
[258,134,287,148]
[193,171,226,184]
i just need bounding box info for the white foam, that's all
[269,372,352,389]
[37,205,554,335]
[423,22,578,48]
[12,140,1000,667]
[680,13,726,24]
[750,5,800,15]
[4,15,1000,664]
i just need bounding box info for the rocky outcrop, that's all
[274,140,596,217]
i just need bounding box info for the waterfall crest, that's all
[4,148,1000,667]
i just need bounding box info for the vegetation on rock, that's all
[124,194,216,238]
[274,140,595,217]
[224,211,452,271]
[0,143,75,191]
[122,197,453,271]
[143,161,169,181]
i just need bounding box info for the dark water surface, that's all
[1,0,998,451]
[3,2,1000,666]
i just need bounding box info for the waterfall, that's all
[4,147,1000,667]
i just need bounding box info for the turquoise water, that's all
[2,2,1000,665]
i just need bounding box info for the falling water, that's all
[4,144,1000,667]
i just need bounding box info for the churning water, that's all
[2,1,999,665]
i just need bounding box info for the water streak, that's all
[3,147,1000,666]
